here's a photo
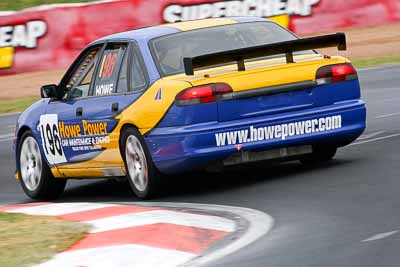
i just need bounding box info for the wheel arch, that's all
[118,123,140,160]
[15,126,32,167]
[17,125,31,139]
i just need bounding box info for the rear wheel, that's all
[18,131,66,200]
[121,127,160,199]
[300,146,337,165]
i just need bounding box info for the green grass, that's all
[0,212,23,223]
[0,97,40,114]
[352,55,400,69]
[0,0,97,11]
[0,212,89,267]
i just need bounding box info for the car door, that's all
[39,44,104,169]
[45,41,149,176]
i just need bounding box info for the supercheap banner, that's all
[0,0,399,75]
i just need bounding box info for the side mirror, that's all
[40,84,58,99]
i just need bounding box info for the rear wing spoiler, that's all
[183,32,346,75]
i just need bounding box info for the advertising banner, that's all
[0,0,399,75]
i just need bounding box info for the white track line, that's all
[358,65,399,72]
[0,138,13,142]
[0,11,16,15]
[88,210,236,233]
[0,133,15,142]
[357,131,384,140]
[0,133,14,138]
[34,244,196,267]
[362,230,399,242]
[375,112,400,119]
[0,112,20,117]
[348,133,400,147]
[6,202,116,216]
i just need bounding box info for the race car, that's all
[14,17,366,200]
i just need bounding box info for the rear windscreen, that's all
[150,21,315,76]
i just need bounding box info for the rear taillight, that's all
[175,83,233,106]
[316,63,357,85]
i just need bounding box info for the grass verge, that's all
[0,97,39,114]
[0,212,89,267]
[0,0,97,11]
[352,56,400,69]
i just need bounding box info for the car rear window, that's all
[149,21,315,76]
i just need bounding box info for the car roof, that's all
[94,17,268,44]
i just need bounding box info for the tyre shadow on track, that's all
[59,158,360,202]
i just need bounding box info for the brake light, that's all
[316,63,357,85]
[175,83,233,106]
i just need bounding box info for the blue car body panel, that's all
[146,99,366,174]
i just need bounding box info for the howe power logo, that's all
[163,0,321,28]
[0,20,47,69]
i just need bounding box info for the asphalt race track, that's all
[1,65,400,267]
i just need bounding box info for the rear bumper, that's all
[145,99,366,174]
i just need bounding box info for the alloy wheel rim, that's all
[125,135,148,192]
[20,136,42,191]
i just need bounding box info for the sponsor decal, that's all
[95,49,119,96]
[38,114,67,165]
[95,83,114,96]
[0,20,47,69]
[58,120,108,138]
[39,114,111,164]
[59,120,110,153]
[155,88,163,100]
[163,0,321,28]
[99,51,118,79]
[215,115,342,147]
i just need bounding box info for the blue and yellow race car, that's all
[14,17,366,199]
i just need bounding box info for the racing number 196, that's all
[40,123,62,156]
[39,114,66,165]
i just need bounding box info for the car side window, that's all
[131,49,147,92]
[116,52,128,93]
[116,46,147,93]
[93,43,127,96]
[64,47,100,99]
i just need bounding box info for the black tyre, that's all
[121,127,160,199]
[18,131,66,200]
[300,146,337,165]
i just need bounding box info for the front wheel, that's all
[121,127,160,199]
[18,131,66,200]
[300,146,337,165]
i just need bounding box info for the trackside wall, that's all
[0,0,399,75]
